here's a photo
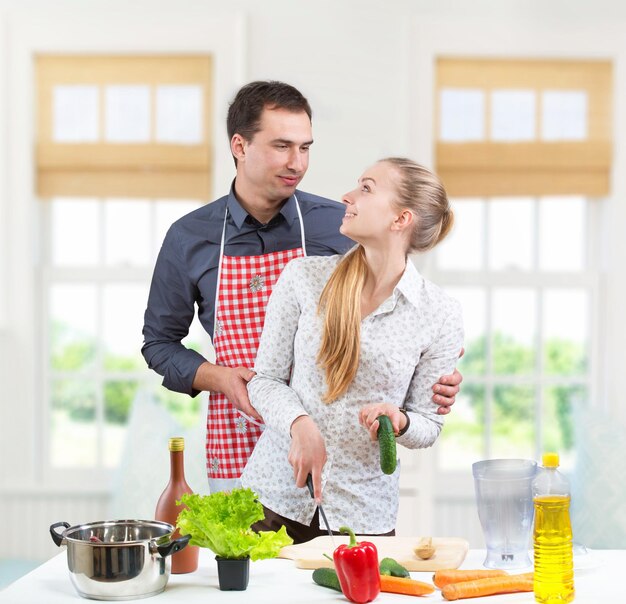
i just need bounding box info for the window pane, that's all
[51,198,99,266]
[103,380,138,468]
[492,289,536,375]
[439,89,484,142]
[102,284,148,370]
[488,198,534,271]
[153,384,202,428]
[439,386,484,470]
[53,85,99,142]
[50,284,98,371]
[105,85,151,143]
[436,199,484,270]
[50,379,97,467]
[543,386,584,466]
[104,380,139,424]
[541,90,587,141]
[490,90,535,141]
[492,385,535,459]
[444,287,486,376]
[156,85,203,144]
[543,289,588,376]
[104,199,151,266]
[539,196,585,271]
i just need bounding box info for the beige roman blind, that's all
[435,58,612,197]
[36,55,213,199]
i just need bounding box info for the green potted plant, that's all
[177,488,293,590]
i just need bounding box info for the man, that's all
[142,81,462,493]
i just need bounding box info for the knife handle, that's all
[306,473,315,498]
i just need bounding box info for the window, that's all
[41,197,206,471]
[432,196,596,471]
[36,55,214,477]
[435,58,612,197]
[431,58,607,473]
[36,55,213,198]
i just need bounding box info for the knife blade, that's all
[306,473,336,548]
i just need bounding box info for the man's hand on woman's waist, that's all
[432,347,465,415]
[193,362,262,421]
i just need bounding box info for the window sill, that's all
[0,483,113,497]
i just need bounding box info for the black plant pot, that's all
[215,556,250,591]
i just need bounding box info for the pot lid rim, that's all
[62,519,175,544]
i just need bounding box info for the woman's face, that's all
[340,161,403,245]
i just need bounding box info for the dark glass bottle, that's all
[155,437,199,573]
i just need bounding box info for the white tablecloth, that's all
[0,548,620,603]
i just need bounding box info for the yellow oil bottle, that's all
[532,453,574,603]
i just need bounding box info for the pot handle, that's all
[157,534,191,558]
[50,522,70,547]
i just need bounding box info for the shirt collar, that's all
[227,181,299,228]
[370,257,423,317]
[395,259,423,310]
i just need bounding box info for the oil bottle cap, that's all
[542,452,559,467]
[169,437,185,452]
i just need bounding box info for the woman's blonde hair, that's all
[317,158,453,403]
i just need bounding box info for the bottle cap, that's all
[542,452,559,467]
[169,437,185,452]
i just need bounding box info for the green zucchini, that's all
[379,556,410,578]
[312,567,342,592]
[377,415,397,475]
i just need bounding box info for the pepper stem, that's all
[339,526,358,548]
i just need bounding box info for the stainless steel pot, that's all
[50,519,190,601]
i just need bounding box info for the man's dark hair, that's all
[227,80,312,144]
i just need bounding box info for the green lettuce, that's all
[176,488,293,561]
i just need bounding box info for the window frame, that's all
[424,195,601,488]
[403,26,614,534]
[3,9,243,496]
[38,197,208,487]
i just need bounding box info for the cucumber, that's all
[377,415,397,475]
[379,556,410,578]
[312,567,342,592]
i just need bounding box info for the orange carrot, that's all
[433,569,509,588]
[380,574,435,596]
[441,572,534,601]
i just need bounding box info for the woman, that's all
[240,157,464,542]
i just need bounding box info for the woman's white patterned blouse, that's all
[240,254,464,534]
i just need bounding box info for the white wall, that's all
[2,0,626,560]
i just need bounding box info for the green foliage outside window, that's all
[51,321,97,371]
[51,323,202,427]
[51,320,586,454]
[443,333,587,455]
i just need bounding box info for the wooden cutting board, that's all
[279,536,469,571]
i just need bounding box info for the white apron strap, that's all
[213,205,228,338]
[294,194,307,257]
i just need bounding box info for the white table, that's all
[0,548,620,603]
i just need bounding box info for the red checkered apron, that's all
[206,200,306,480]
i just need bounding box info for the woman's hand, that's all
[359,403,407,442]
[288,416,327,502]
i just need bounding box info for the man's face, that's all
[232,107,313,204]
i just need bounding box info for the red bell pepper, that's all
[333,526,380,604]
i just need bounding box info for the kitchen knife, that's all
[306,473,336,547]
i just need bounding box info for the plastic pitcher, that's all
[472,459,537,569]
